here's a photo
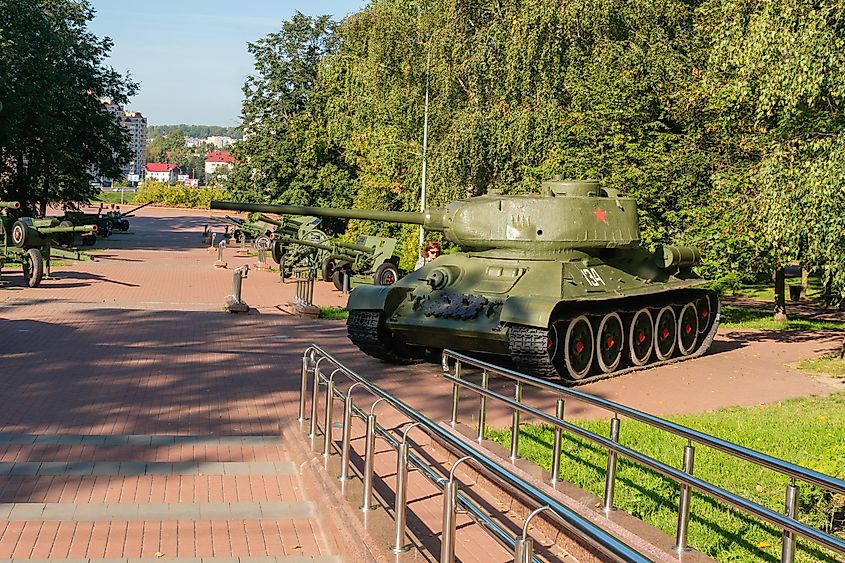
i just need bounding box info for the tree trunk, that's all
[774,267,787,322]
[840,336,845,359]
[800,267,808,300]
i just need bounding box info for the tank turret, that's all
[211,178,719,384]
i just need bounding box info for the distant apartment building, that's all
[206,136,237,149]
[97,99,147,183]
[204,150,236,176]
[145,163,179,182]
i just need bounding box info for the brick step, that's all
[0,558,341,563]
[0,517,329,559]
[0,447,288,464]
[0,475,303,504]
[0,462,295,477]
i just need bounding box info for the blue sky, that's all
[87,1,368,126]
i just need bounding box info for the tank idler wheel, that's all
[596,312,624,373]
[507,324,558,377]
[677,303,699,356]
[654,306,677,361]
[628,308,654,366]
[564,315,594,380]
[374,262,400,286]
[347,310,414,363]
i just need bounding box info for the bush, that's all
[707,272,744,295]
[135,180,229,208]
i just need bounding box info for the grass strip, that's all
[487,393,845,562]
[319,306,348,320]
[721,306,845,331]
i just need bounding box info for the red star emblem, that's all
[594,207,607,223]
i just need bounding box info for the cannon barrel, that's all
[274,235,374,257]
[0,201,21,209]
[116,201,153,218]
[211,201,430,228]
[257,214,282,227]
[11,218,97,248]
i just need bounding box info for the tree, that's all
[228,11,355,231]
[688,0,845,319]
[0,0,138,213]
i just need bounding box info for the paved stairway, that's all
[0,433,340,562]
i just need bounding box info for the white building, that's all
[96,99,147,183]
[204,151,236,176]
[145,163,179,182]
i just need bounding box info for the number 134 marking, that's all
[580,267,605,287]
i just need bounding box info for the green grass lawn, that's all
[319,306,348,320]
[721,306,845,331]
[95,191,138,205]
[487,393,845,562]
[733,275,825,302]
[798,355,845,378]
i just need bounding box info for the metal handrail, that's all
[442,350,845,495]
[442,349,845,561]
[299,344,651,563]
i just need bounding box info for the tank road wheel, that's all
[563,315,594,380]
[23,248,43,288]
[347,310,413,363]
[696,294,714,334]
[628,308,654,366]
[654,306,677,361]
[374,262,400,286]
[507,324,557,377]
[321,257,336,282]
[596,312,624,373]
[677,303,699,356]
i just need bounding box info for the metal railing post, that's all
[477,369,489,442]
[514,506,551,563]
[509,380,523,461]
[674,444,695,552]
[323,375,337,457]
[390,422,421,553]
[551,398,565,485]
[298,352,310,421]
[339,383,363,482]
[440,478,458,563]
[361,413,378,511]
[309,362,322,438]
[603,416,621,513]
[450,361,461,426]
[781,483,799,563]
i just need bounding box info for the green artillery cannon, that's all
[252,214,331,275]
[61,200,152,236]
[0,202,97,287]
[211,178,719,384]
[273,234,400,289]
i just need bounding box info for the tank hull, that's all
[347,252,720,384]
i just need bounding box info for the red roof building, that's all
[205,150,237,175]
[145,162,179,182]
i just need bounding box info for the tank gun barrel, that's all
[211,201,433,229]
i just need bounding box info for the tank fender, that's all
[346,284,411,313]
[500,296,560,329]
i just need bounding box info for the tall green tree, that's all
[228,11,355,229]
[0,0,138,213]
[686,0,845,315]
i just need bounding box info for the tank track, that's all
[347,310,415,363]
[508,289,721,386]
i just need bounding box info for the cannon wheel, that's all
[56,220,75,248]
[321,257,336,282]
[22,248,43,288]
[374,262,399,286]
[332,262,352,291]
[271,241,284,264]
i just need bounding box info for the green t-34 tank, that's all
[211,178,718,383]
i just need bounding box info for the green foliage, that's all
[148,124,241,139]
[707,272,744,296]
[135,180,227,208]
[488,393,845,560]
[720,306,845,331]
[0,0,138,213]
